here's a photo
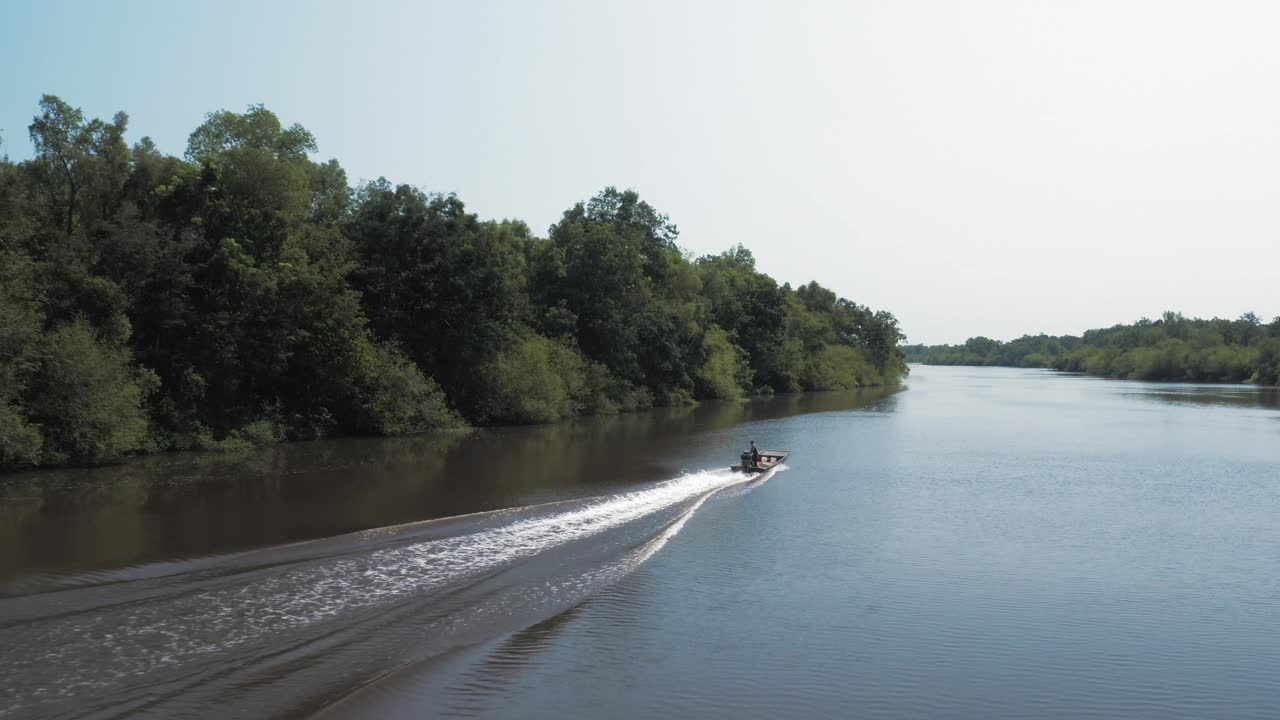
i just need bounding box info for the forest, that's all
[903,311,1280,384]
[0,96,907,470]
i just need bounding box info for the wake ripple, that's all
[0,465,779,719]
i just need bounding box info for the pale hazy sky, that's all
[3,0,1278,343]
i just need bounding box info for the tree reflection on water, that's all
[0,387,898,584]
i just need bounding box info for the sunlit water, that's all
[2,367,1278,718]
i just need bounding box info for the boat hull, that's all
[731,449,790,473]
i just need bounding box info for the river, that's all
[1,366,1278,718]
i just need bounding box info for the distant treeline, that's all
[0,96,906,470]
[903,312,1280,384]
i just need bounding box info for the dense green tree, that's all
[534,188,703,402]
[0,251,44,466]
[905,312,1279,384]
[696,245,793,389]
[349,341,459,435]
[185,105,316,162]
[696,326,752,400]
[0,96,907,471]
[346,181,528,414]
[23,319,156,465]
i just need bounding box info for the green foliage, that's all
[347,182,528,415]
[696,245,790,389]
[696,326,751,400]
[0,95,908,471]
[0,251,46,466]
[24,320,156,465]
[351,342,461,435]
[471,335,656,424]
[221,417,285,450]
[185,104,317,162]
[1252,338,1280,385]
[535,188,692,395]
[474,335,585,424]
[0,397,42,467]
[905,312,1280,385]
[803,344,863,390]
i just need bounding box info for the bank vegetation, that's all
[903,312,1280,384]
[0,96,907,470]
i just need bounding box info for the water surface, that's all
[2,367,1278,718]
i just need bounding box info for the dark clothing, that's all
[751,447,761,465]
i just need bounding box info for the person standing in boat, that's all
[750,440,761,467]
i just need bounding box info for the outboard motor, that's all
[740,451,753,469]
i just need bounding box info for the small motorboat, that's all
[731,449,790,473]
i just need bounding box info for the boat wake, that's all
[0,465,784,719]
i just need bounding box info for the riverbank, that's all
[0,382,902,476]
[914,360,1276,386]
[902,312,1280,386]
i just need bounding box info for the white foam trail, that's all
[3,466,771,710]
[317,465,789,719]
